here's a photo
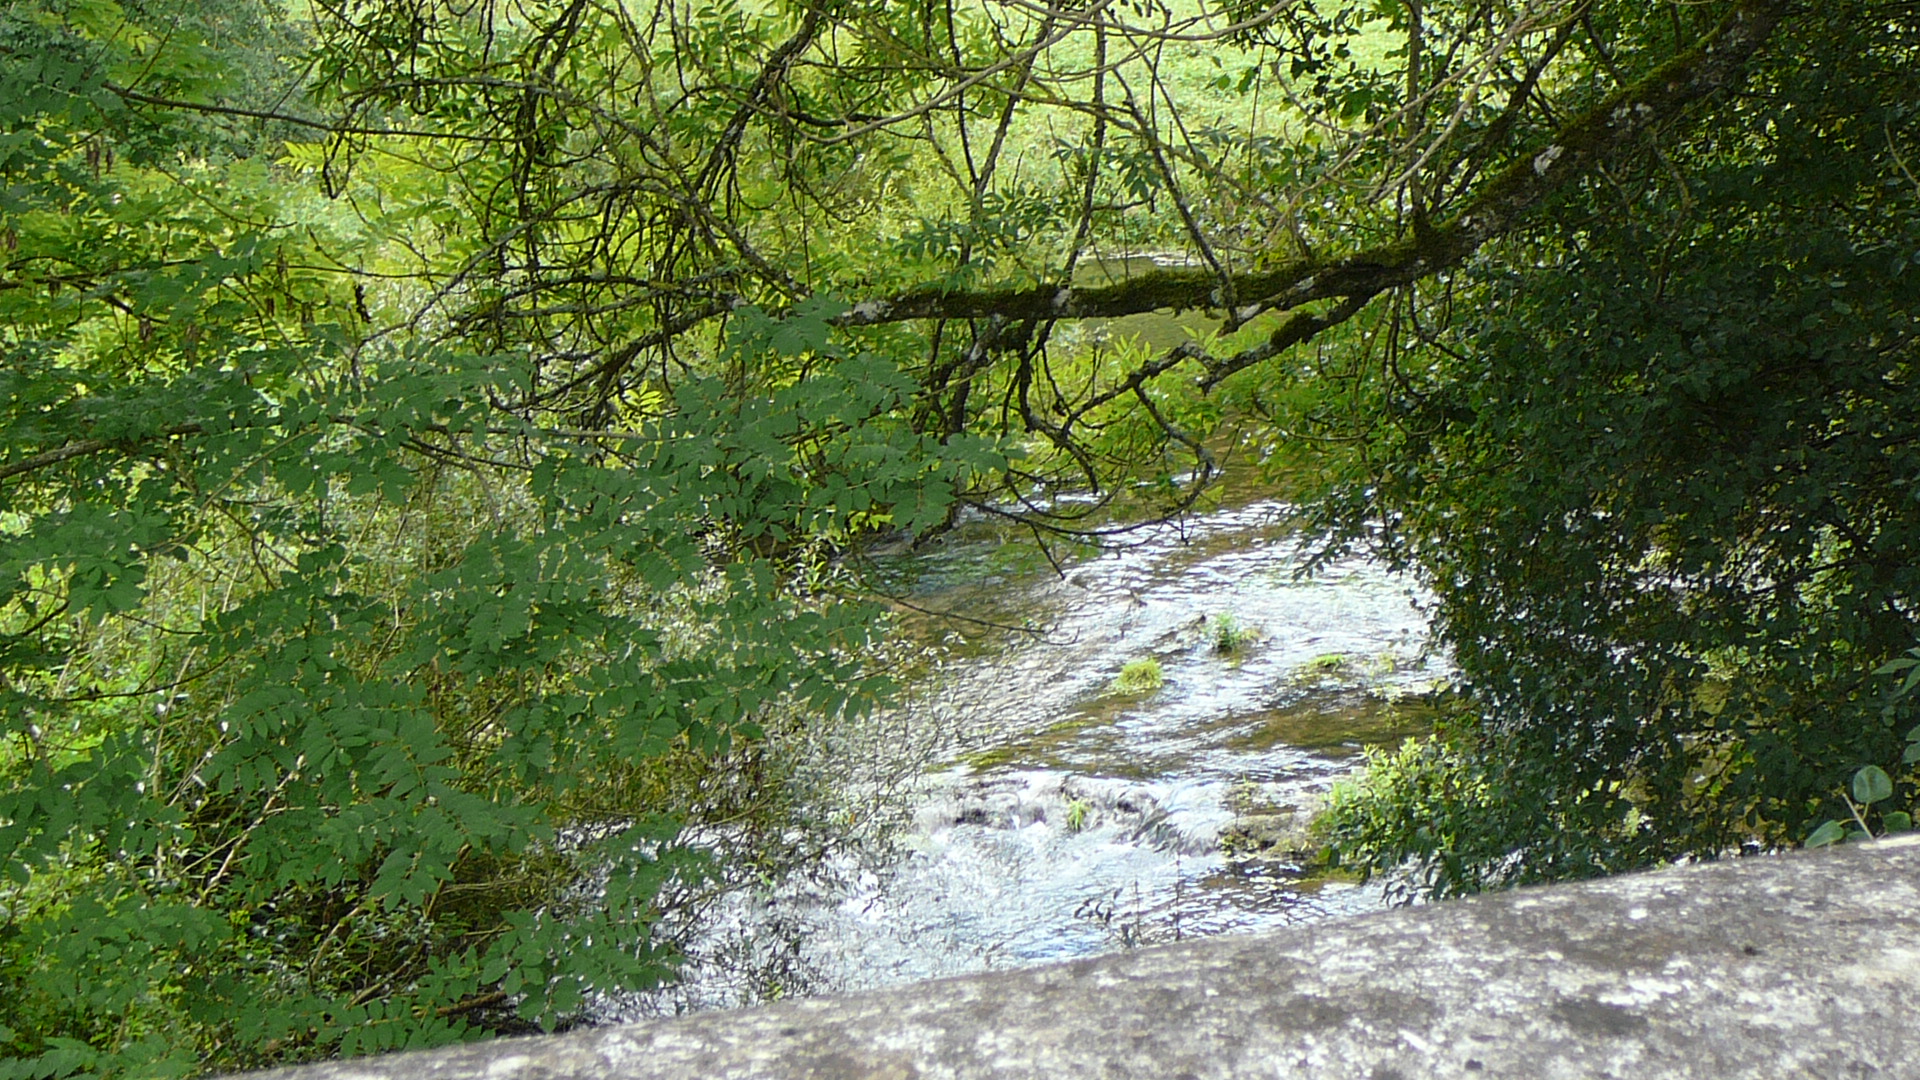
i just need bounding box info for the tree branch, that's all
[833,0,1788,339]
[0,424,204,485]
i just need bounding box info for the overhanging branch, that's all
[830,0,1788,345]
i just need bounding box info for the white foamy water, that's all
[607,501,1444,1017]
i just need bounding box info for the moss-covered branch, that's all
[833,0,1789,346]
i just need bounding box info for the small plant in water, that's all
[1308,652,1346,673]
[1113,657,1164,694]
[1212,613,1254,655]
[1065,798,1092,833]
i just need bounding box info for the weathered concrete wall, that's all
[251,835,1920,1080]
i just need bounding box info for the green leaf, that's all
[1804,820,1846,848]
[1884,649,1920,698]
[1882,812,1913,834]
[1852,765,1894,806]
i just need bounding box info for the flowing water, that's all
[608,499,1445,1018]
[601,264,1450,1012]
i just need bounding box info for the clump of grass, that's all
[1113,657,1164,694]
[1308,653,1346,673]
[1212,613,1254,654]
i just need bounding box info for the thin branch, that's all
[102,83,502,141]
[832,0,1787,337]
[0,424,204,484]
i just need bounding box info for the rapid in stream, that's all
[610,499,1446,1018]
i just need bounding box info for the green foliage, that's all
[1321,732,1498,902]
[1877,648,1920,706]
[1308,2,1920,896]
[1804,658,1920,847]
[1319,711,1672,900]
[5,0,1917,1068]
[0,0,1001,1073]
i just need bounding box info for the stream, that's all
[609,499,1445,1018]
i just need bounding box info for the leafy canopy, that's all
[2,0,1914,1072]
[1314,1,1920,896]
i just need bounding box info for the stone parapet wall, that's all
[248,835,1920,1079]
